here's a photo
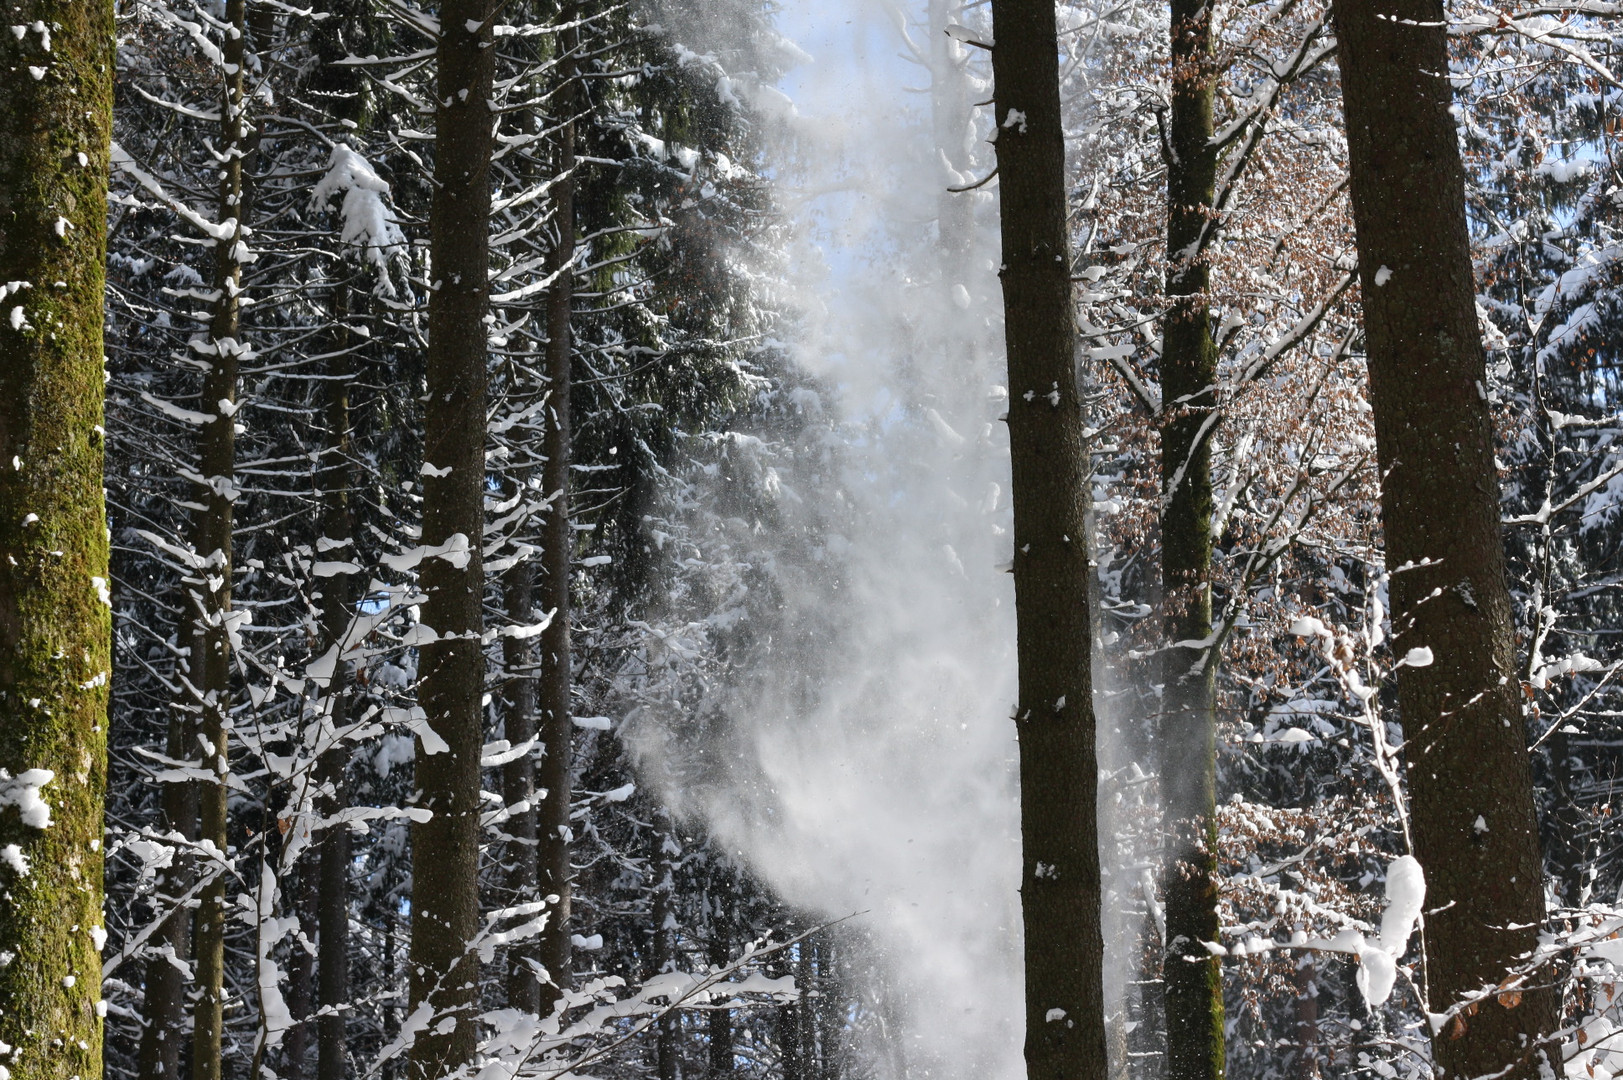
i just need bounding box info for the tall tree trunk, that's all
[653,812,679,1080]
[308,0,372,1069]
[316,288,355,1080]
[1292,953,1318,1080]
[138,714,198,1080]
[1332,3,1559,1076]
[285,860,317,1080]
[0,5,114,1080]
[191,3,254,1076]
[410,3,494,1078]
[1159,3,1225,1080]
[537,20,579,1016]
[987,3,1109,1080]
[707,916,733,1077]
[778,955,804,1080]
[502,552,539,1013]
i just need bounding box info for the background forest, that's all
[3,2,1623,1080]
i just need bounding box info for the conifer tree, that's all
[987,2,1108,1078]
[1333,2,1560,1075]
[1159,3,1224,1077]
[410,2,495,1076]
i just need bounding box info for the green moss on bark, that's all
[0,4,115,1080]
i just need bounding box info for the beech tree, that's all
[988,2,1108,1078]
[1333,2,1560,1076]
[0,4,114,1080]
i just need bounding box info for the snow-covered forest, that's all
[3,2,1623,1080]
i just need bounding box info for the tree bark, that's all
[409,3,494,1077]
[1332,3,1559,1076]
[537,20,579,1017]
[0,5,114,1080]
[987,3,1109,1079]
[316,288,355,1080]
[1159,3,1225,1080]
[653,812,679,1080]
[308,1,372,1068]
[501,552,540,1014]
[137,714,198,1080]
[707,918,733,1077]
[190,3,254,1076]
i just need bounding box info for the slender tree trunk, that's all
[1332,3,1559,1076]
[138,714,198,1080]
[537,20,579,1016]
[409,3,494,1077]
[285,860,317,1080]
[1159,4,1225,1080]
[1292,953,1318,1080]
[191,4,254,1075]
[0,5,114,1080]
[987,3,1109,1079]
[316,288,355,1080]
[707,919,733,1077]
[653,812,679,1080]
[502,551,539,1013]
[778,954,804,1080]
[309,0,371,1068]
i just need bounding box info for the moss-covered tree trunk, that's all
[0,4,114,1080]
[536,21,578,1017]
[1332,2,1560,1076]
[987,3,1108,1079]
[1159,3,1225,1079]
[410,2,494,1077]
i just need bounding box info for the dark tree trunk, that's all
[987,3,1109,1079]
[653,814,679,1080]
[1332,3,1559,1076]
[1292,953,1318,1080]
[778,975,804,1080]
[316,288,355,1080]
[409,3,494,1078]
[0,4,114,1080]
[138,714,198,1080]
[707,920,733,1077]
[308,0,372,1067]
[285,862,317,1080]
[502,552,540,1014]
[537,21,579,1016]
[1159,3,1225,1080]
[190,4,253,1076]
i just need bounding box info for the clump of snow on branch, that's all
[310,145,407,294]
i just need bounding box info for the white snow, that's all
[0,845,29,876]
[0,769,54,829]
[1354,855,1426,1009]
[310,145,407,292]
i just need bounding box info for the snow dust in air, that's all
[632,3,1045,1079]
